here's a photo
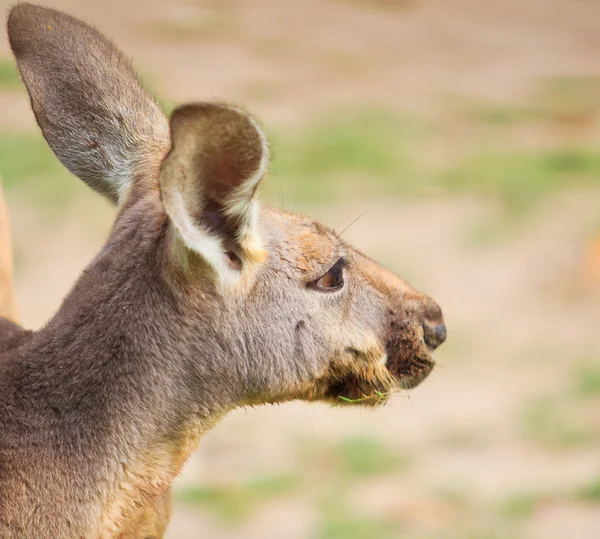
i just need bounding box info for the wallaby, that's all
[1,4,446,538]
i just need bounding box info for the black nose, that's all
[423,322,446,350]
[434,323,447,343]
[418,295,446,350]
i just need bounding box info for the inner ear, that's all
[175,105,265,204]
[159,103,269,278]
[225,250,242,270]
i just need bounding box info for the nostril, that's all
[434,324,447,344]
[423,322,447,350]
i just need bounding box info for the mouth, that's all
[319,305,446,406]
[323,327,436,406]
[385,325,436,391]
[392,358,435,390]
[385,321,437,391]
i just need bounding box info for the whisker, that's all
[335,208,371,239]
[333,215,352,233]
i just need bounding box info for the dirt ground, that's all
[0,1,599,538]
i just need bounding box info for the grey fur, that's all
[0,4,446,538]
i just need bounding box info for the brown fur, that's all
[295,228,336,273]
[0,4,446,537]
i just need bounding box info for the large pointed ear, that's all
[159,103,269,282]
[7,4,169,204]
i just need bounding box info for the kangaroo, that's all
[1,4,446,538]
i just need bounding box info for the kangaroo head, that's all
[8,4,446,412]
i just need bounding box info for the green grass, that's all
[498,481,600,522]
[535,76,600,125]
[336,435,409,477]
[0,133,75,208]
[520,360,600,450]
[440,148,600,213]
[464,102,535,127]
[267,110,423,203]
[175,474,298,523]
[265,107,600,214]
[0,59,22,91]
[174,436,407,529]
[462,218,515,248]
[301,434,410,481]
[499,492,548,520]
[520,395,593,449]
[0,134,63,186]
[316,501,400,539]
[573,360,600,398]
[411,517,519,539]
[460,76,600,128]
[575,475,600,502]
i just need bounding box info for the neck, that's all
[9,198,236,534]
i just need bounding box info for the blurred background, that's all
[1,0,600,537]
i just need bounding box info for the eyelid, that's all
[307,256,348,291]
[335,256,349,269]
[322,256,348,277]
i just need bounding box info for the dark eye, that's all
[312,257,347,292]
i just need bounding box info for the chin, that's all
[322,357,434,406]
[394,361,435,390]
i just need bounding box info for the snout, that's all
[327,250,447,403]
[385,293,446,389]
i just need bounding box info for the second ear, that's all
[159,103,269,277]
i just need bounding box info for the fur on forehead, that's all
[293,229,336,274]
[259,208,339,275]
